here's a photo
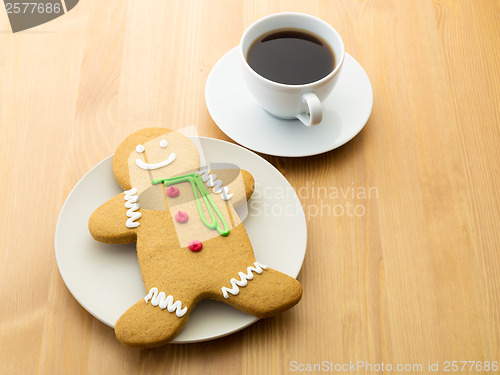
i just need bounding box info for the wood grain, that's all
[1,0,499,374]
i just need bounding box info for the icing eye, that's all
[160,139,168,148]
[136,144,145,153]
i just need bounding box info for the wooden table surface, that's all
[1,0,499,374]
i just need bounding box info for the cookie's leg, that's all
[216,265,302,318]
[115,288,199,348]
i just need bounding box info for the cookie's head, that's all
[113,128,200,190]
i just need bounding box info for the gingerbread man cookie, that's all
[89,128,303,347]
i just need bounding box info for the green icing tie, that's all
[152,173,230,237]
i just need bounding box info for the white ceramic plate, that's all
[55,136,307,343]
[205,47,373,157]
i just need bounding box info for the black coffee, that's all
[246,29,335,85]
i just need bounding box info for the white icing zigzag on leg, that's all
[144,287,188,318]
[221,262,268,299]
[124,188,141,228]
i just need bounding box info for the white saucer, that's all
[205,47,373,157]
[55,137,307,343]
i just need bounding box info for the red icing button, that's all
[175,211,189,223]
[188,240,203,252]
[166,186,180,198]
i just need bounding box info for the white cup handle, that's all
[296,92,323,127]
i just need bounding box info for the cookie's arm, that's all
[206,169,255,207]
[239,169,255,202]
[89,193,138,244]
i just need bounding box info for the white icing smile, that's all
[136,153,177,170]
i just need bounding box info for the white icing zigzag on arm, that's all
[197,168,233,200]
[124,188,141,228]
[221,262,268,298]
[144,287,188,318]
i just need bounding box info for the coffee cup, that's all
[240,12,345,127]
